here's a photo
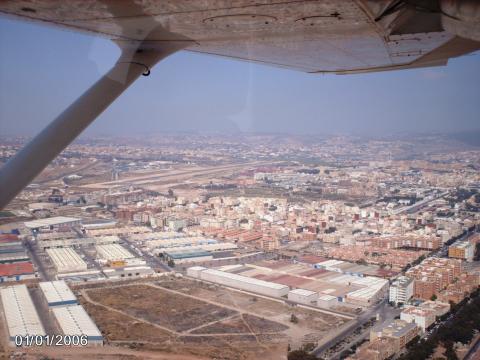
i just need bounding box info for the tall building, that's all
[448,240,474,262]
[389,276,414,305]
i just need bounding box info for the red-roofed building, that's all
[0,233,19,243]
[298,255,327,265]
[0,261,36,282]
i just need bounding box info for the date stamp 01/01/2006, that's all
[14,335,89,347]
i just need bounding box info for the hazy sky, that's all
[0,17,479,137]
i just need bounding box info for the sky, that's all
[0,17,479,137]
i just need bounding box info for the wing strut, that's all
[0,40,190,209]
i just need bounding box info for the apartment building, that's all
[389,276,414,305]
[370,319,419,352]
[406,258,462,300]
[400,306,436,332]
[448,240,474,262]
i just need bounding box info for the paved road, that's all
[29,287,60,335]
[120,237,172,272]
[465,337,480,360]
[313,300,393,358]
[326,303,401,360]
[25,240,51,281]
[392,191,449,215]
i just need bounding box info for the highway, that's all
[392,191,449,215]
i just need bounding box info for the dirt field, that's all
[1,275,351,359]
[81,300,174,344]
[80,282,288,360]
[156,277,347,330]
[58,276,354,360]
[190,315,251,334]
[86,284,238,332]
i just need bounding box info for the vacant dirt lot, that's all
[190,315,251,334]
[81,300,174,344]
[80,283,288,360]
[74,277,351,358]
[86,284,238,332]
[157,277,347,327]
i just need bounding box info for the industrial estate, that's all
[0,133,479,360]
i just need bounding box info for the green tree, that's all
[287,350,317,360]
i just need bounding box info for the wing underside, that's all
[0,0,479,73]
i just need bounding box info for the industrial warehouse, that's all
[95,243,135,261]
[0,284,45,345]
[46,248,88,273]
[128,232,240,264]
[187,260,389,308]
[51,306,103,346]
[40,280,103,345]
[0,281,103,347]
[39,280,77,307]
[37,235,119,250]
[188,266,290,297]
[0,233,27,263]
[85,226,152,237]
[0,233,35,283]
[24,216,82,231]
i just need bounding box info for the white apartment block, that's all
[389,276,414,305]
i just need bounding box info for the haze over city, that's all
[1,18,480,137]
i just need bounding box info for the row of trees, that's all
[399,287,480,360]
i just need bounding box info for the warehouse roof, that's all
[0,284,45,338]
[0,246,25,254]
[39,281,77,306]
[203,268,289,291]
[24,216,81,229]
[166,250,212,259]
[189,266,207,271]
[102,265,154,275]
[289,288,317,297]
[0,252,29,262]
[96,244,134,261]
[46,248,87,272]
[316,259,345,268]
[0,262,34,277]
[0,234,19,241]
[51,305,102,340]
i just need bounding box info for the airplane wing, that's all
[0,0,479,74]
[1,0,479,209]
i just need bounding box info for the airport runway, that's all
[82,161,268,189]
